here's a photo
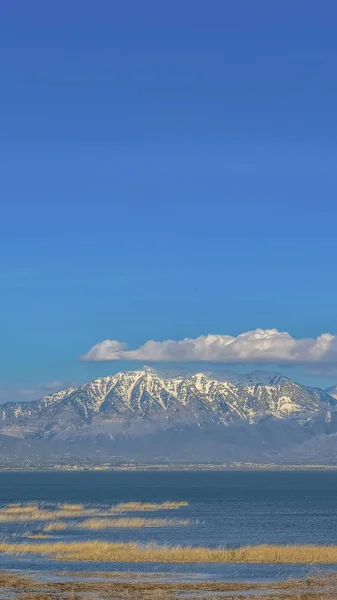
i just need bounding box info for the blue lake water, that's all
[1,469,337,581]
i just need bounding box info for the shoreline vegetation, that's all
[3,540,337,563]
[2,462,337,471]
[0,500,192,533]
[2,570,337,600]
[44,517,191,530]
[2,503,337,598]
[0,501,188,523]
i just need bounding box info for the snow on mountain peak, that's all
[0,368,334,448]
[0,368,336,463]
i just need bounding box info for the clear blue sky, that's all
[1,1,337,399]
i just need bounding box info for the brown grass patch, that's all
[1,570,337,600]
[3,569,337,600]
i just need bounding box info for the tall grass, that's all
[2,541,337,563]
[43,517,190,530]
[0,500,188,523]
[2,503,43,514]
[0,507,103,522]
[43,522,67,532]
[79,517,191,529]
[59,503,84,511]
[110,501,188,512]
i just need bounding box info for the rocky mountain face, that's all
[1,369,337,462]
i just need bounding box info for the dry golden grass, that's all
[110,501,188,512]
[42,517,190,531]
[3,541,337,563]
[26,534,50,539]
[0,506,110,522]
[0,508,73,522]
[0,500,188,523]
[80,517,191,529]
[2,503,43,514]
[59,503,84,511]
[43,521,68,532]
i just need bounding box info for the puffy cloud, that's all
[82,340,128,361]
[81,328,337,365]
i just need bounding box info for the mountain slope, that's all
[1,370,337,461]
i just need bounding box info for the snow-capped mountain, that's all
[144,366,288,387]
[1,369,337,461]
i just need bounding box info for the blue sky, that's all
[1,0,337,400]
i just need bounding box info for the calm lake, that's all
[1,469,337,582]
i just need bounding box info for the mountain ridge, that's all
[1,369,337,463]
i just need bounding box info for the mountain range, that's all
[1,368,337,463]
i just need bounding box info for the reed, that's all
[80,517,191,529]
[59,503,84,511]
[110,501,188,512]
[42,521,67,532]
[43,517,190,531]
[1,503,43,514]
[0,509,80,522]
[0,506,109,522]
[0,500,188,523]
[3,541,337,563]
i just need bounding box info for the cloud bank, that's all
[81,329,337,365]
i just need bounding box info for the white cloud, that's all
[81,328,337,365]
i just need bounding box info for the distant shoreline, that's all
[2,462,337,472]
